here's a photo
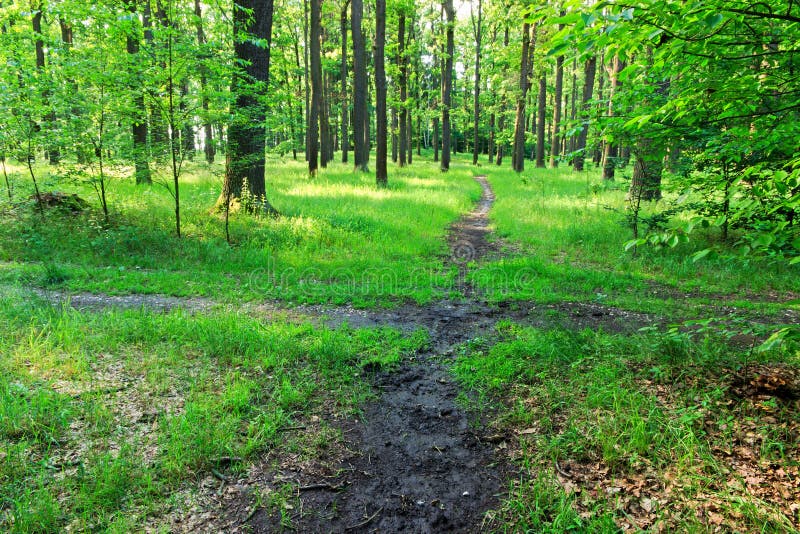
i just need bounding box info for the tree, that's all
[440,0,454,172]
[221,0,277,214]
[375,0,387,187]
[470,0,482,166]
[308,0,322,176]
[351,0,369,171]
[573,55,596,172]
[512,22,533,173]
[340,0,350,163]
[125,0,152,184]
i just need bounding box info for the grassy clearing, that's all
[0,287,427,531]
[474,166,800,314]
[454,322,800,532]
[0,155,478,306]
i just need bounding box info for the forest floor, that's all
[2,158,799,532]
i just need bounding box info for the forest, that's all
[1,0,799,531]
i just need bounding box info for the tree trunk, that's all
[602,56,624,180]
[194,0,215,164]
[351,0,369,171]
[573,55,596,172]
[535,72,546,167]
[629,140,663,202]
[512,23,533,173]
[550,55,564,168]
[391,108,398,162]
[220,0,276,213]
[340,1,349,163]
[471,0,482,166]
[375,0,387,187]
[308,0,322,176]
[398,13,407,167]
[440,0,454,172]
[433,117,439,162]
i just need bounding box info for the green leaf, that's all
[624,238,646,251]
[704,13,724,29]
[690,248,711,262]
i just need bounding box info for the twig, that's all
[345,506,383,531]
[241,506,260,525]
[211,468,231,482]
[277,425,307,432]
[299,483,343,492]
[554,461,572,479]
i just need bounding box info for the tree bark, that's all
[550,55,564,168]
[374,0,387,186]
[573,55,596,172]
[398,13,407,167]
[440,0,454,172]
[340,1,349,163]
[602,56,624,179]
[535,72,546,168]
[471,0,482,166]
[351,0,369,171]
[308,0,322,176]
[194,0,215,164]
[512,23,533,173]
[220,0,276,213]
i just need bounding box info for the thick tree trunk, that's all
[308,0,322,176]
[512,23,533,173]
[220,0,276,213]
[375,0,387,187]
[351,0,369,171]
[573,55,596,172]
[440,0,454,171]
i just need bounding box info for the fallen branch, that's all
[277,425,307,432]
[554,461,572,479]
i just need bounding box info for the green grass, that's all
[0,154,479,306]
[474,166,800,314]
[455,322,800,532]
[0,287,427,531]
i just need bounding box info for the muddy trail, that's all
[240,176,506,532]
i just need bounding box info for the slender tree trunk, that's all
[630,140,663,202]
[433,117,439,162]
[391,108,398,162]
[440,0,454,172]
[220,0,276,213]
[535,72,546,167]
[573,55,596,172]
[375,0,387,186]
[308,0,322,176]
[340,1,349,163]
[550,54,564,168]
[194,0,215,164]
[303,0,310,161]
[398,13,407,167]
[602,56,624,180]
[568,58,578,156]
[471,0,482,166]
[32,5,60,165]
[351,0,369,171]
